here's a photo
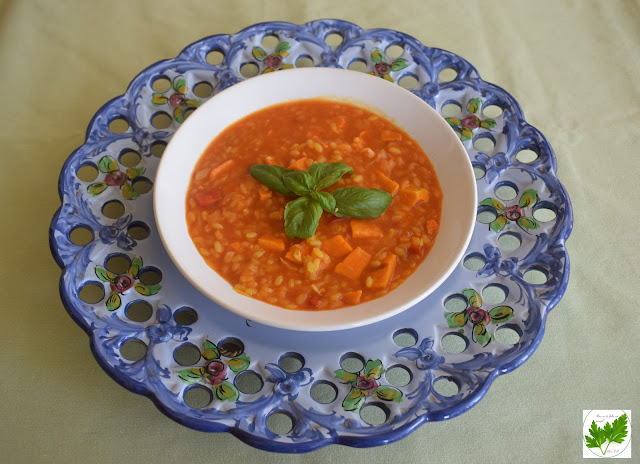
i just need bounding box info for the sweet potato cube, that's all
[194,187,223,208]
[366,254,397,290]
[400,187,429,207]
[342,290,362,305]
[375,170,399,196]
[334,247,372,280]
[288,157,313,171]
[426,219,439,235]
[322,235,353,259]
[258,236,286,252]
[350,220,384,239]
[209,159,235,181]
[381,130,402,141]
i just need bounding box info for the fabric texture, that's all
[1,0,638,462]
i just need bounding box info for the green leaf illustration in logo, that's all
[585,413,629,456]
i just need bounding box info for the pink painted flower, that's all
[169,93,187,107]
[462,115,480,129]
[104,171,127,187]
[265,54,283,69]
[375,62,390,76]
[110,274,135,294]
[467,307,491,325]
[504,205,525,221]
[204,360,228,386]
[355,375,379,393]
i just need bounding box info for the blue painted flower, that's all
[478,244,519,278]
[264,364,313,401]
[99,214,136,251]
[395,337,444,370]
[476,152,509,183]
[145,305,191,344]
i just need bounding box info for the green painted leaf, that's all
[474,321,493,346]
[371,48,385,63]
[214,381,240,402]
[146,284,161,295]
[489,305,514,323]
[177,367,205,384]
[390,58,409,71]
[122,182,139,200]
[95,267,117,283]
[460,127,473,141]
[307,162,353,189]
[98,156,118,174]
[126,167,145,180]
[284,196,322,239]
[185,99,200,108]
[462,288,482,307]
[479,198,506,212]
[225,353,250,373]
[331,187,392,218]
[151,94,168,105]
[480,118,496,129]
[519,189,539,208]
[276,41,290,53]
[445,117,461,127]
[585,420,606,449]
[364,359,384,379]
[342,388,366,412]
[202,340,220,360]
[173,106,185,123]
[467,98,481,114]
[133,282,150,296]
[334,369,358,383]
[608,413,629,444]
[517,216,540,230]
[173,78,187,93]
[106,291,121,311]
[444,311,468,328]
[490,215,509,232]
[310,190,336,213]
[249,164,295,196]
[282,170,315,196]
[87,182,107,196]
[128,257,142,277]
[252,47,267,60]
[374,385,403,402]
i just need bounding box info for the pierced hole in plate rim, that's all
[193,81,213,98]
[127,221,150,240]
[125,300,153,322]
[433,377,460,397]
[347,58,367,72]
[173,306,198,326]
[497,232,522,251]
[495,181,518,201]
[150,141,167,158]
[438,67,458,83]
[473,134,496,152]
[138,266,162,285]
[235,370,263,394]
[218,337,244,358]
[182,107,196,121]
[109,117,129,134]
[120,339,147,361]
[340,352,365,373]
[240,62,259,78]
[472,163,486,180]
[132,177,153,195]
[310,380,338,404]
[295,55,314,68]
[76,163,99,182]
[78,281,105,304]
[324,32,343,47]
[174,343,201,366]
[495,324,523,345]
[441,101,462,118]
[385,44,404,58]
[523,267,548,285]
[266,410,294,435]
[151,112,172,129]
[360,402,390,426]
[261,34,279,49]
[151,76,172,93]
[184,385,213,409]
[463,253,486,271]
[393,328,418,347]
[206,50,225,66]
[442,332,469,354]
[516,149,538,163]
[119,149,141,168]
[398,74,418,90]
[482,104,503,118]
[482,284,508,305]
[444,294,468,312]
[105,254,131,275]
[102,200,125,219]
[69,225,94,246]
[385,364,412,387]
[533,202,558,223]
[476,206,497,224]
[278,352,305,373]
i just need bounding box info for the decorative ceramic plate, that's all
[49,20,573,453]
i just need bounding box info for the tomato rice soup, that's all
[186,99,442,310]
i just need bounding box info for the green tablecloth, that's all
[2,0,638,462]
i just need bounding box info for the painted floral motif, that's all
[475,152,509,184]
[151,76,202,123]
[479,188,540,232]
[334,359,402,412]
[177,339,251,402]
[98,214,136,250]
[368,48,408,82]
[445,289,514,346]
[145,305,191,344]
[252,41,294,73]
[264,363,313,401]
[87,155,144,200]
[395,337,444,370]
[445,98,496,142]
[94,256,161,311]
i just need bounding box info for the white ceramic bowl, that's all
[154,67,476,332]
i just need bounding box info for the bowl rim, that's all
[154,67,476,331]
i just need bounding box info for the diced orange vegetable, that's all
[343,290,362,305]
[285,242,310,263]
[288,157,313,171]
[308,294,323,309]
[426,219,439,235]
[400,187,429,207]
[209,159,235,181]
[334,247,372,280]
[381,130,402,141]
[409,244,424,257]
[193,187,223,207]
[322,235,353,259]
[351,220,384,239]
[375,170,400,196]
[366,254,397,290]
[258,236,286,252]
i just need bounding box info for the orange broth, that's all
[186,99,442,310]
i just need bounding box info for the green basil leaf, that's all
[310,190,337,213]
[308,162,354,189]
[284,196,322,239]
[331,187,393,218]
[283,170,315,196]
[249,165,295,196]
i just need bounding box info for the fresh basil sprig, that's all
[249,162,392,239]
